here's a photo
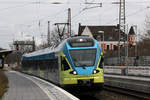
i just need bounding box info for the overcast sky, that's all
[0,0,150,49]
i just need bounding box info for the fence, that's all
[104,56,150,66]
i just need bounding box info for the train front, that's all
[60,36,104,89]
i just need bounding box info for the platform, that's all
[2,71,79,100]
[104,74,150,94]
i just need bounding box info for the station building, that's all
[78,23,136,51]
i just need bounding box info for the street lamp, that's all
[125,24,129,75]
[98,31,105,71]
[132,25,137,55]
[98,31,104,53]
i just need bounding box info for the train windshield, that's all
[70,49,96,67]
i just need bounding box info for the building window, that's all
[96,35,101,41]
[107,45,109,50]
[93,35,98,40]
[113,45,116,50]
[108,37,113,41]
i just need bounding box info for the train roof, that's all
[23,36,95,58]
[23,40,67,58]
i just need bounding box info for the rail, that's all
[104,85,150,100]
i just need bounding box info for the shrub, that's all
[0,70,8,100]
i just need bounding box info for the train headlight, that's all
[93,69,100,74]
[93,70,97,74]
[70,70,77,75]
[73,71,77,75]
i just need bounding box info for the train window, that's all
[61,57,70,71]
[98,56,104,69]
[70,49,96,67]
[48,60,53,72]
[61,57,64,71]
[41,60,47,70]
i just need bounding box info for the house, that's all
[78,23,121,51]
[78,23,136,51]
[128,26,136,46]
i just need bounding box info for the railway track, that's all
[103,85,150,100]
[62,84,150,100]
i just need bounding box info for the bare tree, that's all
[144,15,150,38]
[50,26,73,47]
[135,14,150,56]
[37,26,75,49]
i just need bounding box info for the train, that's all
[21,36,104,89]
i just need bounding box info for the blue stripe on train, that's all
[22,53,55,61]
[75,67,95,75]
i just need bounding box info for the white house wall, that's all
[98,41,125,50]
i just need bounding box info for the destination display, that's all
[70,42,93,47]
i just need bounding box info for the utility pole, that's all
[47,21,51,46]
[118,0,126,65]
[32,36,35,51]
[68,8,71,37]
[54,23,68,40]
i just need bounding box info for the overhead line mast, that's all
[118,0,126,65]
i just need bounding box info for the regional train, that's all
[21,36,104,89]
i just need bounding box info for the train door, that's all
[60,55,71,84]
[60,56,65,83]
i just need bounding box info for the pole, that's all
[118,0,126,66]
[103,32,105,71]
[47,21,50,46]
[118,0,121,65]
[134,25,137,57]
[54,23,68,40]
[103,32,104,55]
[126,24,128,75]
[68,8,71,37]
[98,31,104,52]
[32,36,35,51]
[133,25,138,66]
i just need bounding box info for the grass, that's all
[0,70,8,100]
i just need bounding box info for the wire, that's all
[0,1,67,12]
[106,7,150,24]
[71,1,113,29]
[17,7,68,30]
[29,8,68,25]
[72,0,103,21]
[72,9,85,20]
[42,9,67,21]
[0,3,31,12]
